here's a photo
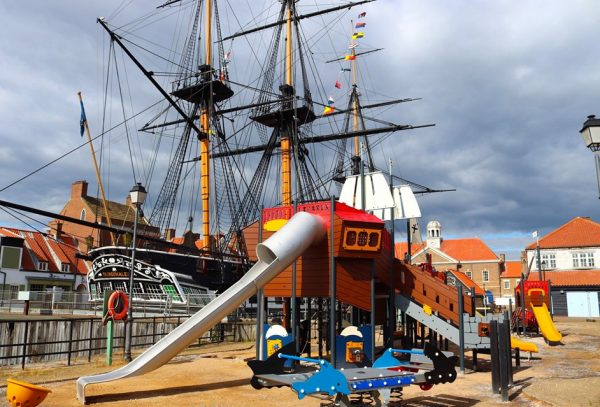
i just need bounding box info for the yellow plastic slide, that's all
[531,302,562,344]
[510,336,538,353]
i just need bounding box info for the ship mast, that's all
[281,1,293,206]
[200,0,213,248]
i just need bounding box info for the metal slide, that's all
[76,212,325,403]
[531,303,562,344]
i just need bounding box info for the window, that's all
[503,280,510,290]
[61,263,71,272]
[1,247,21,269]
[80,209,86,221]
[482,270,489,282]
[572,252,595,268]
[465,271,472,279]
[541,253,556,269]
[38,261,48,271]
[342,227,382,252]
[30,284,44,292]
[368,232,379,247]
[357,232,368,246]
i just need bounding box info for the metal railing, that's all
[0,316,249,368]
[0,290,216,317]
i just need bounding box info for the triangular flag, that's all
[344,54,356,61]
[352,32,364,40]
[327,96,335,106]
[323,106,335,115]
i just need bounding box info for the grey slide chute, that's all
[77,211,325,403]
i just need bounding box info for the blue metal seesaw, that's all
[247,342,458,407]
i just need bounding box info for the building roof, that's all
[527,270,600,287]
[447,270,486,295]
[0,227,88,275]
[503,260,523,278]
[395,238,498,262]
[394,242,425,259]
[83,196,150,225]
[526,217,600,250]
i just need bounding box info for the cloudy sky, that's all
[0,0,599,260]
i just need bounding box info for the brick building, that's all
[49,180,159,252]
[524,217,600,317]
[0,226,88,299]
[395,220,503,300]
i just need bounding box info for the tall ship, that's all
[72,0,441,308]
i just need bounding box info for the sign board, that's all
[18,291,30,301]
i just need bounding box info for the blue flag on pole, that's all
[79,99,87,137]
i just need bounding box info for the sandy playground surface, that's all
[1,317,600,407]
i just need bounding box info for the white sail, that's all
[339,172,395,214]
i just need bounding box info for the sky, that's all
[0,0,599,260]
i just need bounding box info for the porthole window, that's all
[346,231,357,246]
[368,232,379,247]
[357,232,368,246]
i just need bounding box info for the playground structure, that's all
[75,201,548,405]
[514,280,562,344]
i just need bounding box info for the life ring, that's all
[107,290,129,320]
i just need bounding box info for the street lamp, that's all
[124,182,147,362]
[579,114,600,198]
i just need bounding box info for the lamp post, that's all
[124,182,147,362]
[579,114,600,198]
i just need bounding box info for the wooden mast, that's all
[200,0,213,248]
[77,91,116,246]
[281,1,293,206]
[351,21,360,159]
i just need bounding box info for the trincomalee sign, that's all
[89,254,172,285]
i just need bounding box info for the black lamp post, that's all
[579,114,600,198]
[124,182,147,362]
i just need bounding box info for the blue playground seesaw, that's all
[248,342,458,406]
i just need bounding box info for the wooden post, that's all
[490,320,500,394]
[498,320,510,401]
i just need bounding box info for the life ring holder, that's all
[107,290,129,321]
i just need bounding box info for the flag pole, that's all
[78,91,116,245]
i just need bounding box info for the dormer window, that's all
[38,261,49,271]
[61,263,71,272]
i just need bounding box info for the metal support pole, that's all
[594,150,600,199]
[520,274,527,335]
[124,203,140,362]
[291,201,298,355]
[370,262,376,363]
[536,239,543,281]
[458,285,465,374]
[329,196,337,367]
[256,207,265,360]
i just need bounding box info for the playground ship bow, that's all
[84,0,438,310]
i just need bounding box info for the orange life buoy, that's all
[107,290,129,320]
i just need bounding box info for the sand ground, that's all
[2,317,600,407]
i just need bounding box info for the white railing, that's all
[0,290,224,317]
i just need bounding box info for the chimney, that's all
[165,228,176,241]
[71,180,88,199]
[55,222,63,240]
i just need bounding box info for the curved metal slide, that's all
[76,212,325,403]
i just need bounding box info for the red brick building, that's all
[49,181,159,252]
